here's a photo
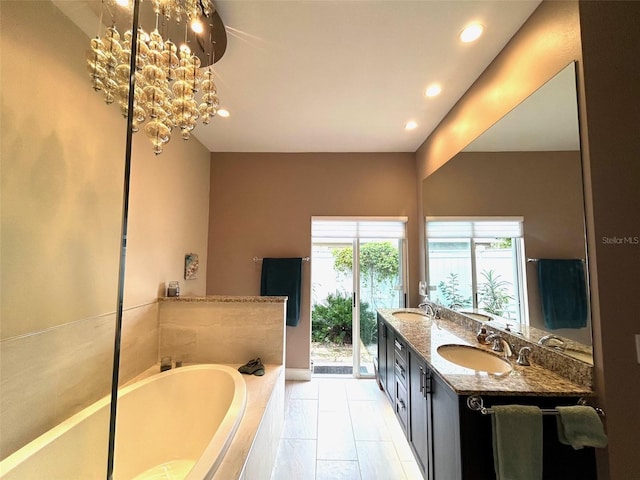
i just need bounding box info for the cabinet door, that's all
[409,349,431,479]
[431,373,462,479]
[377,318,387,389]
[385,327,395,397]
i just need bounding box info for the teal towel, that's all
[492,405,543,480]
[538,259,588,329]
[556,406,607,449]
[260,258,302,327]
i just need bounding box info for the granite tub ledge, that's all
[160,295,287,303]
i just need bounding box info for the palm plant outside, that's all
[438,270,512,316]
[438,273,471,309]
[478,269,513,316]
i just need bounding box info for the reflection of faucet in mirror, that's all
[422,62,593,364]
[538,334,566,350]
[418,301,441,329]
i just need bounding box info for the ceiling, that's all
[57,0,544,153]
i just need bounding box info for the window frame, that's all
[425,217,528,323]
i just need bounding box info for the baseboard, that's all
[285,368,312,381]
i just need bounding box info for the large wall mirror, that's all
[422,63,593,364]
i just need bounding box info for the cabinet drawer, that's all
[395,380,409,434]
[394,336,408,362]
[395,355,408,387]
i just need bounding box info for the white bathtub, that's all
[0,364,247,480]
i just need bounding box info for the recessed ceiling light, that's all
[425,84,442,98]
[460,24,484,43]
[115,0,129,6]
[217,109,230,118]
[405,121,418,130]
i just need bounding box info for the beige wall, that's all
[0,0,126,340]
[578,2,640,478]
[416,1,640,477]
[206,153,418,370]
[0,0,211,459]
[423,150,589,344]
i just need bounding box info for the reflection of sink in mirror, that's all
[563,349,594,365]
[436,344,513,374]
[392,311,428,321]
[460,311,492,322]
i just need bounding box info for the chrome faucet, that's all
[418,302,441,329]
[418,302,435,316]
[516,347,532,366]
[485,333,513,359]
[538,334,566,350]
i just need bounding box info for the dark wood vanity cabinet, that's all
[394,334,409,434]
[408,349,434,478]
[377,317,597,480]
[377,317,395,402]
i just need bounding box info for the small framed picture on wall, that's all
[184,253,199,280]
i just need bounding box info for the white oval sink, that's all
[437,344,512,374]
[393,311,428,321]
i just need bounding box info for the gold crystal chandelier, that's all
[87,0,226,154]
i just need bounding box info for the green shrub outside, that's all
[312,291,377,346]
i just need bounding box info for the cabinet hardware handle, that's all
[398,398,406,410]
[419,366,424,395]
[425,372,432,395]
[394,339,403,351]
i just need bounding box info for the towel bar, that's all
[527,258,585,263]
[466,395,604,416]
[253,256,310,262]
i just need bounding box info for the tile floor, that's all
[270,376,423,480]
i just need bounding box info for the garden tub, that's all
[0,364,247,479]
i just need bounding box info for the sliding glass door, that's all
[311,218,407,378]
[356,238,405,376]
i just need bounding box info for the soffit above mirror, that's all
[464,63,579,152]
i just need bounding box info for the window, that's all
[425,217,527,323]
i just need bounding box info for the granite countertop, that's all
[378,308,592,397]
[160,295,287,303]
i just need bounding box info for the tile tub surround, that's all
[378,308,593,397]
[159,296,287,366]
[0,313,116,460]
[1,301,161,461]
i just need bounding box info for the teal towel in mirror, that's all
[492,405,543,480]
[538,259,588,329]
[556,406,607,449]
[260,258,302,327]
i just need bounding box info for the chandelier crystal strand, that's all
[88,0,220,154]
[102,26,123,105]
[199,67,219,124]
